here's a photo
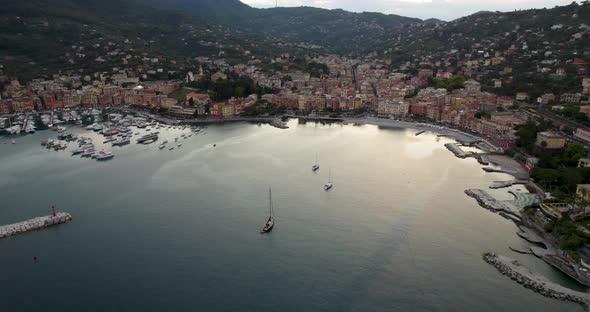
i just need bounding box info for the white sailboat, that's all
[324,169,333,191]
[312,153,319,172]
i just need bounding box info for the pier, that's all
[0,212,72,239]
[490,179,529,189]
[509,246,533,254]
[444,143,471,158]
[465,189,521,218]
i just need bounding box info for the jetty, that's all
[484,252,590,311]
[509,246,533,254]
[465,189,521,218]
[444,143,471,158]
[270,118,289,129]
[0,212,72,239]
[490,179,529,189]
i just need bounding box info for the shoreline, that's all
[344,116,503,153]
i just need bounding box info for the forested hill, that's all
[142,0,425,53]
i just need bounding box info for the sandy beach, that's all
[345,116,503,153]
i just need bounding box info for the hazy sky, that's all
[241,0,577,21]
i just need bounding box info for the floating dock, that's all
[0,212,72,239]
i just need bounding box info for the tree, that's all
[562,125,574,135]
[516,121,539,153]
[561,233,587,251]
[563,142,584,167]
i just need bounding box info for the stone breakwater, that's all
[0,213,72,239]
[483,252,590,311]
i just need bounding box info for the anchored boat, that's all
[324,169,333,191]
[261,186,275,233]
[312,153,320,172]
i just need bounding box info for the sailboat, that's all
[261,186,275,233]
[324,169,333,191]
[312,153,319,172]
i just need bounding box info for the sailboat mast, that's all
[269,186,273,217]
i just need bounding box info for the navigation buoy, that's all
[33,256,38,263]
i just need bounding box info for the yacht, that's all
[95,150,114,161]
[81,148,96,157]
[137,133,159,144]
[71,148,83,156]
[159,143,166,149]
[102,128,119,137]
[112,137,130,146]
[7,125,21,135]
[24,123,35,133]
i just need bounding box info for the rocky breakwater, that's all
[0,212,72,239]
[483,252,590,311]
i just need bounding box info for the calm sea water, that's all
[0,120,584,311]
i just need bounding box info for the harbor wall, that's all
[0,213,72,239]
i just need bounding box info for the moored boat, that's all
[95,150,114,161]
[312,153,320,172]
[324,169,333,191]
[261,186,275,233]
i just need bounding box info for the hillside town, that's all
[2,51,590,152]
[5,1,590,311]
